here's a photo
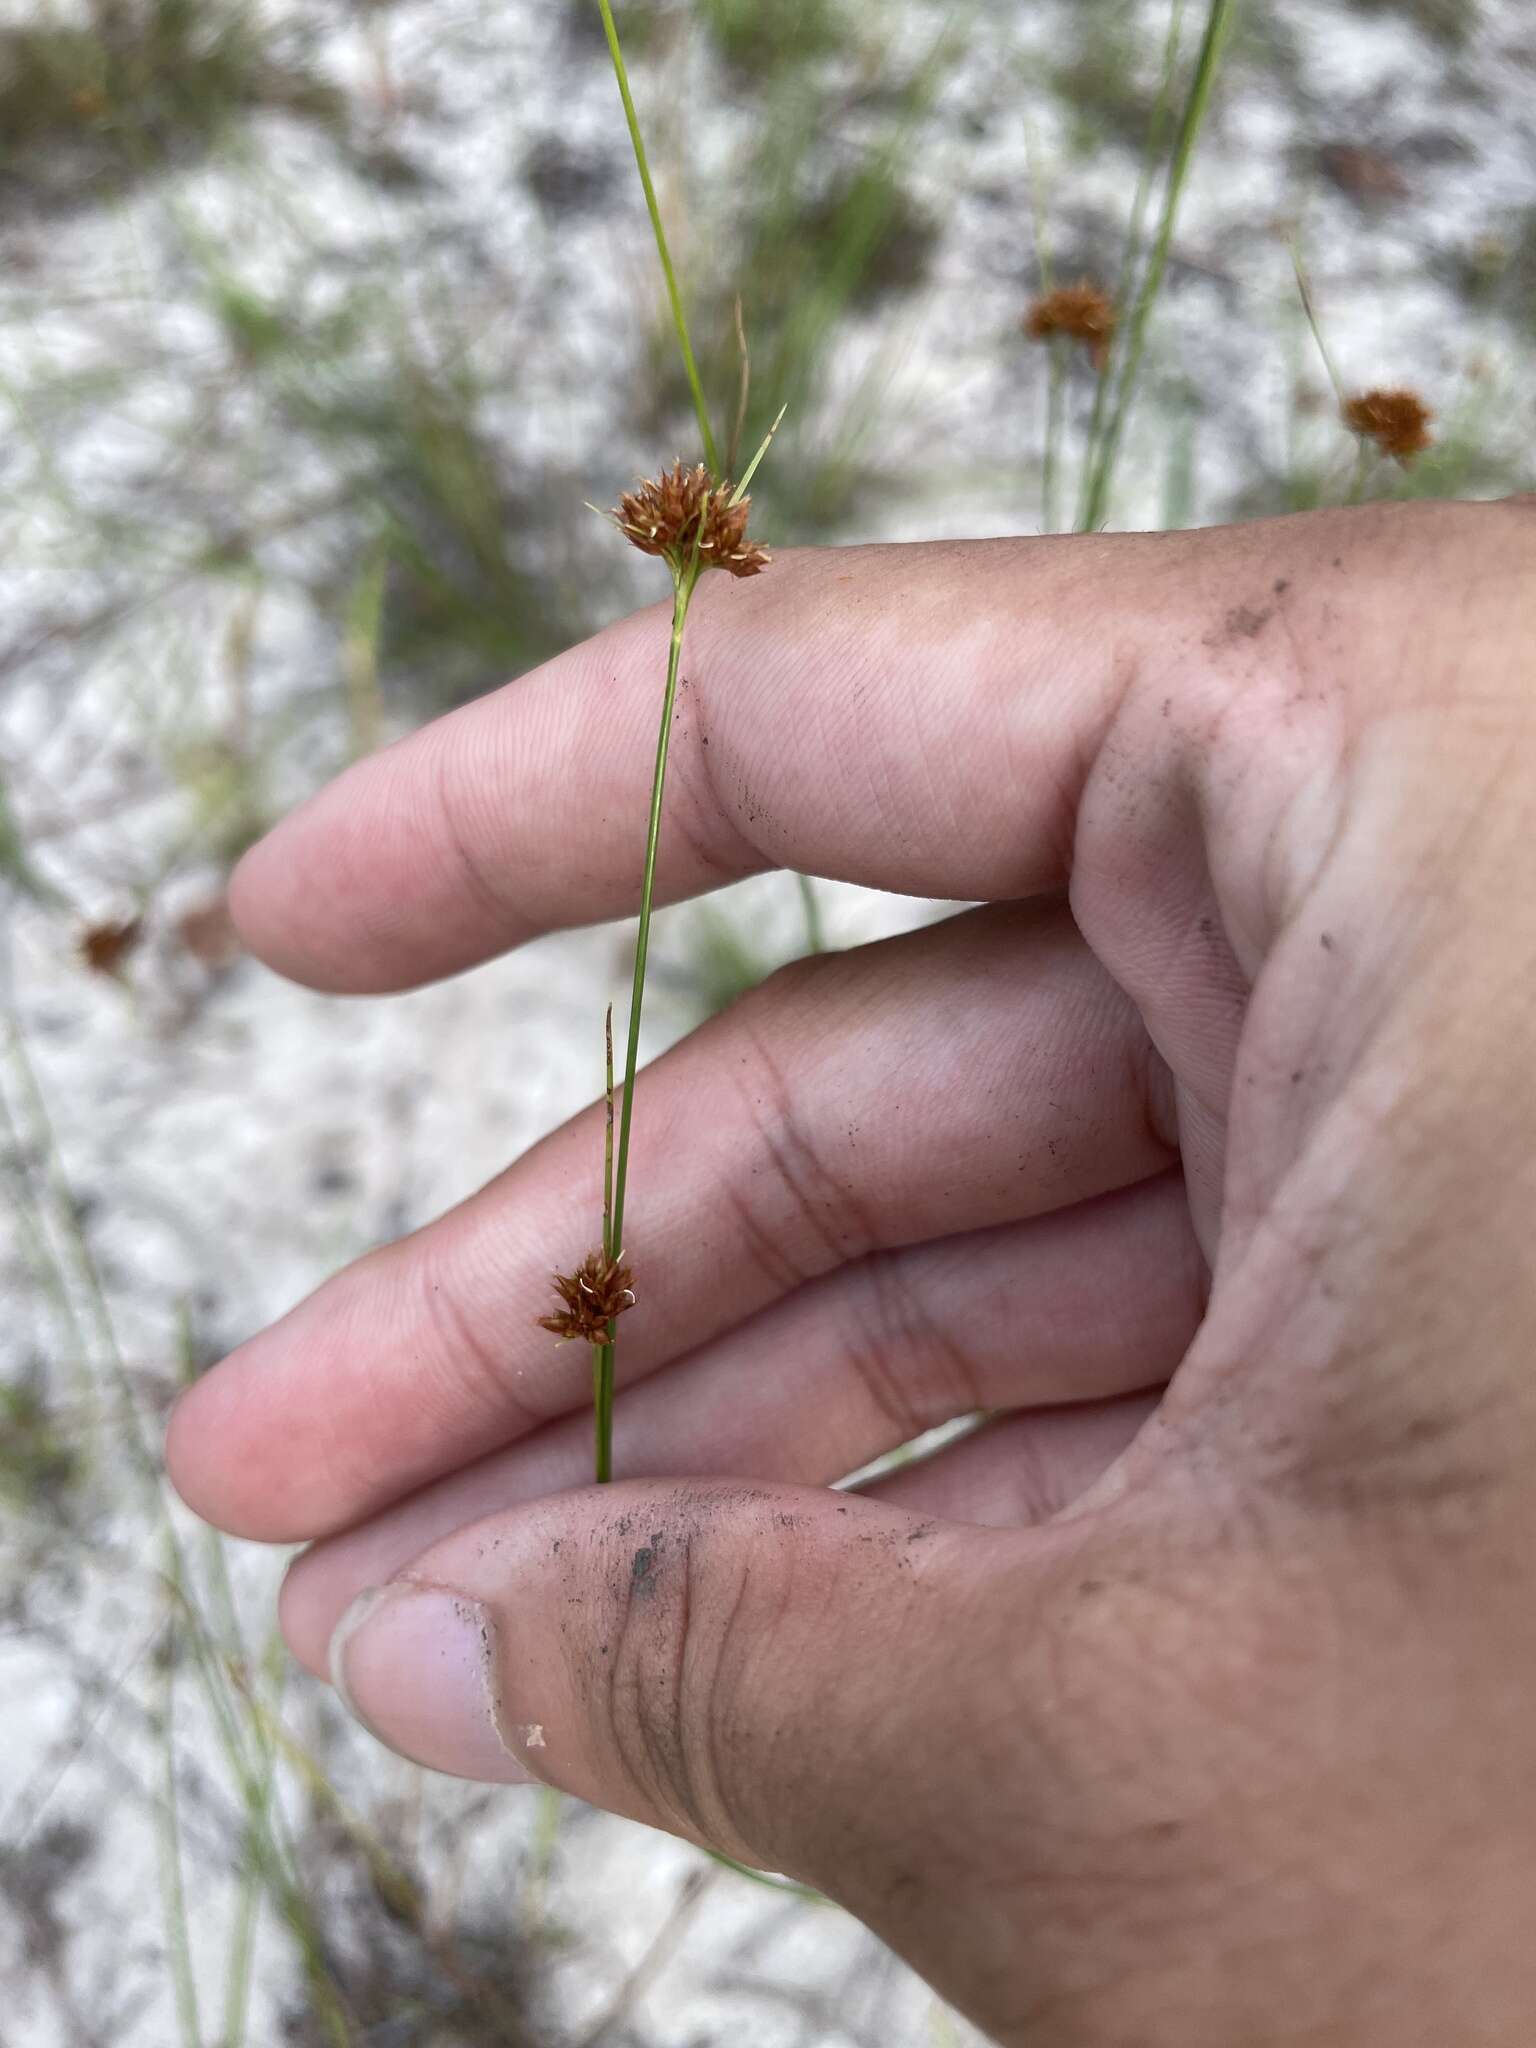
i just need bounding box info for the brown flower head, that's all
[611,460,770,579]
[537,1249,636,1345]
[79,916,142,977]
[1024,281,1117,370]
[696,487,771,577]
[1341,387,1434,465]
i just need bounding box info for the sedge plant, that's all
[538,0,786,1485]
[1292,241,1437,499]
[1020,0,1236,535]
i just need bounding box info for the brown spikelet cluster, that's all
[79,916,142,977]
[537,1249,636,1345]
[612,460,771,578]
[1024,281,1117,370]
[1341,387,1434,465]
[696,486,770,576]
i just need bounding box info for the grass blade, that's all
[730,402,787,502]
[1080,0,1235,531]
[594,0,721,474]
[1075,0,1186,523]
[1290,238,1347,405]
[157,1578,205,2048]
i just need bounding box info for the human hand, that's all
[169,500,1536,2046]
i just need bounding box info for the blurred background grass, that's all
[2,1,1535,2042]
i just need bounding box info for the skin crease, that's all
[168,500,1536,2047]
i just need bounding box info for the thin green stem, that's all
[220,1647,286,2048]
[594,0,720,476]
[604,1003,615,1250]
[1023,99,1058,536]
[1076,0,1186,522]
[727,295,751,481]
[1080,0,1234,533]
[1290,238,1347,406]
[595,564,699,1481]
[523,1785,566,1937]
[611,566,695,1258]
[703,1846,825,1903]
[593,1343,611,1481]
[156,1587,204,2048]
[730,402,786,502]
[595,1004,617,1483]
[1022,104,1055,298]
[1042,338,1066,533]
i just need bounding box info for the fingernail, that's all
[330,1584,534,1785]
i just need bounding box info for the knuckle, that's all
[429,732,513,932]
[848,1250,981,1442]
[715,983,876,1292]
[415,1235,540,1436]
[1342,499,1534,651]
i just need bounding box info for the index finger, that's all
[231,520,1319,994]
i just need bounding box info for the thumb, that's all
[324,1477,1022,1884]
